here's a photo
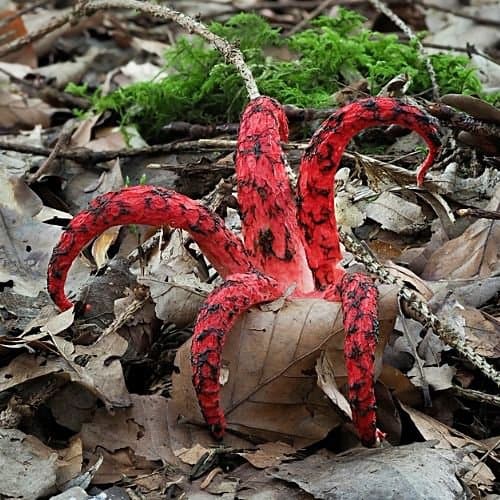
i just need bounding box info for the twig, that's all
[452,385,500,407]
[100,294,150,338]
[0,1,90,59]
[199,0,367,21]
[367,0,439,100]
[0,0,259,99]
[286,0,337,36]
[0,0,52,29]
[426,103,500,137]
[456,207,500,220]
[81,0,259,99]
[398,297,432,406]
[338,228,500,388]
[25,121,76,184]
[0,139,235,165]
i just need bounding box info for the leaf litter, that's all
[0,0,499,498]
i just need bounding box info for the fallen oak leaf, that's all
[171,285,398,447]
[422,184,500,280]
[0,332,130,409]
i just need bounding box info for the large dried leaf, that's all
[0,428,58,499]
[0,332,130,408]
[422,185,500,280]
[0,205,63,298]
[271,442,469,500]
[0,88,58,129]
[366,191,426,234]
[172,286,398,447]
[400,405,495,491]
[80,394,178,483]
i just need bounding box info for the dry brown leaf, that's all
[240,442,296,469]
[0,428,58,499]
[172,285,398,447]
[271,442,470,500]
[138,231,213,327]
[400,403,472,449]
[56,436,83,487]
[34,47,100,88]
[316,351,351,418]
[407,364,456,391]
[81,394,178,483]
[92,226,121,269]
[379,364,422,406]
[459,309,500,359]
[400,404,495,491]
[366,191,426,234]
[0,205,63,298]
[422,185,500,280]
[0,9,36,67]
[85,447,153,485]
[0,171,43,216]
[0,88,58,129]
[47,385,97,433]
[0,332,130,409]
[175,443,210,466]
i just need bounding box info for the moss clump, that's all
[73,8,498,140]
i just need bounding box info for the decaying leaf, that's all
[407,364,456,391]
[172,286,398,447]
[240,442,296,469]
[365,191,426,234]
[0,88,59,129]
[0,428,58,499]
[316,351,352,418]
[56,436,83,488]
[81,394,178,483]
[271,442,470,500]
[400,405,495,492]
[138,230,213,327]
[0,332,130,409]
[422,185,500,280]
[0,205,64,298]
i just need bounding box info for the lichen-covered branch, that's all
[338,228,500,387]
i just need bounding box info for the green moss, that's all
[69,8,499,139]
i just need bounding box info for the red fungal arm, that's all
[191,271,283,438]
[236,97,314,293]
[337,272,379,446]
[47,186,253,311]
[298,97,441,290]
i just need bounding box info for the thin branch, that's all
[26,121,76,184]
[0,1,89,59]
[286,0,337,36]
[0,0,259,100]
[456,207,500,220]
[339,228,500,388]
[82,0,259,99]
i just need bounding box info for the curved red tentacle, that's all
[297,97,441,290]
[329,272,380,446]
[47,186,253,311]
[191,271,284,438]
[236,96,314,293]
